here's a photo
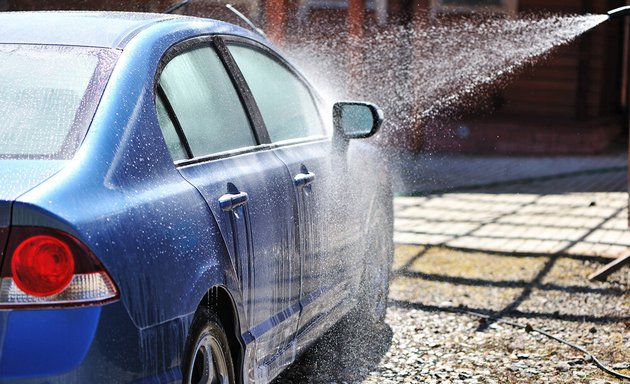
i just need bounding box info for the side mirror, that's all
[333,102,384,140]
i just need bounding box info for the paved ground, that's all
[275,153,630,384]
[277,243,629,384]
[393,152,629,258]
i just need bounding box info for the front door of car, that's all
[153,42,301,377]
[225,41,360,345]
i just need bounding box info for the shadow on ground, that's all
[395,171,630,258]
[391,245,629,326]
[272,316,393,383]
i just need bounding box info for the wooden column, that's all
[575,0,593,120]
[347,0,365,97]
[348,0,365,40]
[265,0,286,44]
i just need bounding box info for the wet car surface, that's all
[0,11,392,383]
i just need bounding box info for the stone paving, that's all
[393,153,630,259]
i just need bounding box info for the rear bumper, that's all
[0,302,192,383]
[0,306,101,379]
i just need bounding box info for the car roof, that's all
[0,11,251,49]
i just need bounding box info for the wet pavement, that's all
[275,153,630,384]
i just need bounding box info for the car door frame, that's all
[156,35,271,156]
[154,34,306,380]
[219,35,363,352]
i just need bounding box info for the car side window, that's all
[227,43,325,143]
[158,46,256,159]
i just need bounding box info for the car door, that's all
[225,39,363,347]
[153,39,301,377]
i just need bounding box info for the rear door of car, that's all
[224,38,361,346]
[153,37,301,375]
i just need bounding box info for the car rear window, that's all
[0,44,118,159]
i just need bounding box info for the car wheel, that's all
[183,308,235,384]
[357,187,394,324]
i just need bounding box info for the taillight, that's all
[12,235,75,297]
[0,227,118,309]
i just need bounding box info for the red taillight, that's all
[0,227,118,308]
[11,235,75,297]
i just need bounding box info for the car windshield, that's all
[0,44,118,159]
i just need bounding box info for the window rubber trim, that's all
[156,85,194,159]
[175,144,272,167]
[211,36,271,145]
[218,34,327,133]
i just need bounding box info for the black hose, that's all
[459,308,630,381]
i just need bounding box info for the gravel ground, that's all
[274,245,630,383]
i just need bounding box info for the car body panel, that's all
[0,306,100,379]
[0,11,390,384]
[0,161,67,203]
[0,160,68,254]
[177,150,301,380]
[271,140,358,343]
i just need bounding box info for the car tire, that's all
[183,308,235,384]
[356,186,394,324]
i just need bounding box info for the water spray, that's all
[164,0,189,14]
[225,4,267,38]
[607,6,630,19]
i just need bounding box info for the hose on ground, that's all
[460,308,630,381]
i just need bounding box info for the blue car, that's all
[0,11,392,383]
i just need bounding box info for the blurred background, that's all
[2,0,628,157]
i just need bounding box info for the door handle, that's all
[219,191,249,211]
[294,172,316,188]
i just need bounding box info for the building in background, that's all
[431,0,518,15]
[4,0,628,155]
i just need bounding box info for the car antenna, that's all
[225,4,268,38]
[164,0,190,14]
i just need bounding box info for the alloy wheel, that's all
[188,332,230,384]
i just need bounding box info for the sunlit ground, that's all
[395,190,630,258]
[275,241,629,383]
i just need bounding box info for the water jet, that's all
[607,6,630,19]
